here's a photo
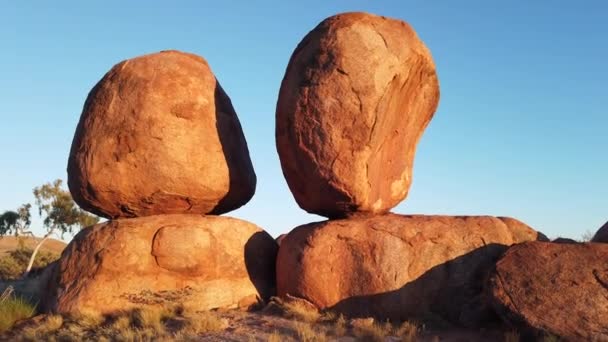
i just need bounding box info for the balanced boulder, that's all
[276,12,440,218]
[276,214,543,326]
[43,214,277,314]
[68,50,256,218]
[487,241,608,340]
[592,221,608,243]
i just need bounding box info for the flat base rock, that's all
[43,215,278,314]
[277,214,545,327]
[487,241,608,341]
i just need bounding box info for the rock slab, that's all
[276,12,440,218]
[44,215,277,314]
[276,214,543,326]
[68,50,256,218]
[487,241,608,340]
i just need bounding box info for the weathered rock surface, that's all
[276,12,440,218]
[592,221,608,243]
[68,50,256,218]
[43,215,277,314]
[487,241,608,340]
[276,214,543,326]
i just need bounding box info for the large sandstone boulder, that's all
[487,241,608,340]
[276,214,544,326]
[43,215,277,314]
[276,12,440,218]
[592,221,608,243]
[68,50,256,218]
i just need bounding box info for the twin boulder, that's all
[47,51,277,314]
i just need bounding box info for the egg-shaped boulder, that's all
[68,50,256,218]
[276,12,440,218]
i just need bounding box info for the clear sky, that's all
[1,1,606,240]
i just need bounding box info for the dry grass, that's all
[2,305,228,341]
[332,314,347,336]
[395,320,419,342]
[541,333,561,342]
[0,294,36,333]
[182,308,227,334]
[293,321,327,342]
[267,330,283,342]
[504,329,520,342]
[353,319,393,342]
[269,296,321,323]
[351,317,419,342]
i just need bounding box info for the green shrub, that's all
[0,248,59,280]
[0,295,37,332]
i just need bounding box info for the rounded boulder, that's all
[277,214,543,326]
[276,12,440,218]
[68,50,256,218]
[43,214,278,314]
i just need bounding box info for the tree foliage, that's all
[0,179,99,277]
[32,179,99,238]
[0,204,31,237]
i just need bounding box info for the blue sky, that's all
[0,1,606,240]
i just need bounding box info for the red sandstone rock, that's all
[276,12,440,218]
[487,241,608,340]
[44,215,277,314]
[68,50,256,218]
[276,214,543,326]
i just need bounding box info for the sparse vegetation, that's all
[1,179,98,278]
[268,296,321,323]
[395,320,419,342]
[504,329,520,342]
[352,318,393,342]
[0,247,59,280]
[293,321,327,342]
[542,333,562,342]
[1,306,228,341]
[267,330,283,342]
[0,288,37,333]
[580,230,595,242]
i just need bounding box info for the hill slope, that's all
[0,236,66,256]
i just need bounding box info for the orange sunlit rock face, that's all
[276,214,543,325]
[68,50,256,219]
[276,12,440,218]
[488,241,608,340]
[43,215,277,314]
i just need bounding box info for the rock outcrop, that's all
[68,50,256,219]
[592,221,608,243]
[276,12,440,218]
[487,241,608,340]
[277,214,543,326]
[44,215,278,314]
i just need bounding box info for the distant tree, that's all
[580,229,595,242]
[0,203,32,237]
[0,179,99,277]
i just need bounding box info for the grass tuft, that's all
[268,296,320,323]
[293,321,327,342]
[0,294,36,333]
[504,329,520,342]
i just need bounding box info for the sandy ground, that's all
[194,309,506,341]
